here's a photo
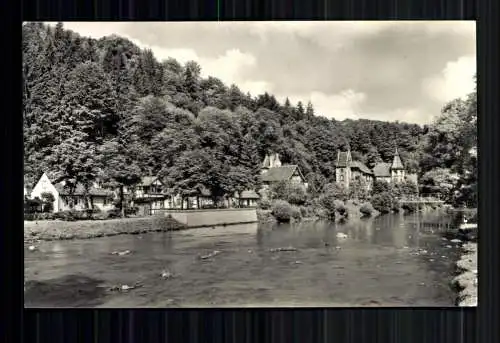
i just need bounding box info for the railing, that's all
[136,193,166,198]
[399,195,444,203]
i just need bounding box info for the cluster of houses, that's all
[24,153,308,215]
[334,148,417,189]
[24,148,416,216]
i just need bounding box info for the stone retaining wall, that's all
[164,208,258,228]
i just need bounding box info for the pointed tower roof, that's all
[262,155,271,168]
[270,153,282,168]
[391,148,404,170]
[262,153,282,168]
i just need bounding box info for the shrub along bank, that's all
[260,179,424,223]
[24,206,140,221]
[260,198,380,224]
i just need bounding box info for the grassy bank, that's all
[24,216,185,243]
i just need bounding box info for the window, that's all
[340,175,344,181]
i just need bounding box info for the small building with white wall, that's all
[30,173,114,212]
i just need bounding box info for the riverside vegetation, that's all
[258,178,422,224]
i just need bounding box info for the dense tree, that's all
[98,139,142,216]
[419,80,477,206]
[200,76,229,109]
[305,101,314,118]
[296,101,305,120]
[48,132,100,207]
[133,49,164,97]
[61,61,119,142]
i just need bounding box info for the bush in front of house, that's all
[269,181,307,206]
[24,213,35,221]
[391,198,401,213]
[124,206,139,216]
[55,210,91,221]
[91,205,102,213]
[106,208,122,219]
[269,181,289,200]
[469,210,478,224]
[286,184,307,206]
[40,192,55,212]
[54,210,76,221]
[372,180,391,195]
[271,200,294,223]
[317,193,337,220]
[24,212,56,221]
[322,183,349,202]
[258,198,272,210]
[401,202,418,213]
[299,205,316,218]
[333,200,348,219]
[290,205,302,221]
[371,192,393,214]
[359,203,375,217]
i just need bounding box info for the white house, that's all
[30,173,61,212]
[30,173,114,212]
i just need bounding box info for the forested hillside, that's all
[22,22,476,207]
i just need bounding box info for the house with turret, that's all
[260,153,308,190]
[334,150,373,189]
[335,148,416,188]
[372,148,405,183]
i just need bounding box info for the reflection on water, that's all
[25,211,461,308]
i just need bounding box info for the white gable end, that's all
[30,173,60,212]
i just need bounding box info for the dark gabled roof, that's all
[350,161,373,175]
[373,163,392,177]
[335,152,349,167]
[139,176,162,187]
[234,190,260,199]
[391,154,404,170]
[261,165,300,182]
[54,183,114,197]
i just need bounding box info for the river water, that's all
[24,211,462,307]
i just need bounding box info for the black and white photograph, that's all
[23,21,477,307]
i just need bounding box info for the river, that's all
[24,211,462,307]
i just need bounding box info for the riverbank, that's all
[452,242,477,306]
[24,216,185,243]
[257,200,381,224]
